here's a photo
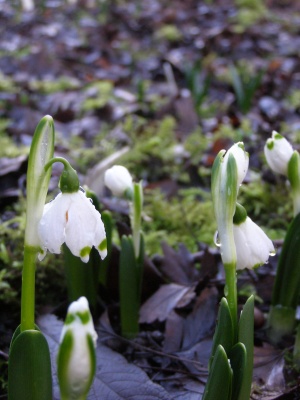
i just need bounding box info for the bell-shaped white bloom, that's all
[57,297,97,400]
[104,165,133,197]
[38,190,107,263]
[211,142,249,266]
[264,131,294,176]
[233,216,275,270]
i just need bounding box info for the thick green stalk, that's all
[21,246,38,332]
[224,262,238,341]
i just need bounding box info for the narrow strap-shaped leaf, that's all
[271,212,300,309]
[203,345,233,400]
[238,295,254,400]
[98,210,113,287]
[119,235,139,338]
[8,329,52,400]
[229,342,247,400]
[209,297,234,370]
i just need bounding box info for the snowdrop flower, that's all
[38,190,107,263]
[38,159,106,262]
[57,297,97,400]
[264,131,294,176]
[233,204,275,270]
[104,165,133,198]
[211,142,249,266]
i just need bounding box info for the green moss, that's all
[28,76,81,94]
[143,188,216,254]
[81,81,114,111]
[154,25,183,42]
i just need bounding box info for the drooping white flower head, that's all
[57,297,97,400]
[211,142,249,266]
[233,204,275,270]
[38,190,107,263]
[264,131,294,176]
[104,165,133,197]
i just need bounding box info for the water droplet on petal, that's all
[269,249,276,257]
[214,231,221,247]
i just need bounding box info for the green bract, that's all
[25,115,55,248]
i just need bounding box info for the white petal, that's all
[234,217,274,270]
[104,165,133,197]
[38,193,72,257]
[65,192,106,262]
[264,131,294,175]
[227,142,249,187]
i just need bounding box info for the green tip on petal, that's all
[76,310,91,325]
[98,239,107,252]
[274,132,283,140]
[80,246,91,259]
[65,314,76,325]
[266,139,274,150]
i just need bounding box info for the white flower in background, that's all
[38,190,107,263]
[57,297,97,400]
[264,131,294,176]
[233,216,275,270]
[211,142,249,266]
[104,165,133,197]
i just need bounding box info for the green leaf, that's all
[203,345,233,400]
[271,212,300,310]
[238,295,254,400]
[8,329,52,400]
[209,297,234,370]
[99,210,113,287]
[119,236,140,338]
[229,342,247,400]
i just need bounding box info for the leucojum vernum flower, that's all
[38,157,107,263]
[57,296,97,400]
[264,131,300,356]
[203,142,275,400]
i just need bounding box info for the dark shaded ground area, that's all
[1,0,300,398]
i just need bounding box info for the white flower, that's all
[38,190,107,263]
[104,165,133,197]
[264,131,294,175]
[211,142,249,266]
[233,217,275,270]
[57,297,97,399]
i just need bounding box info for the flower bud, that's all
[104,165,133,197]
[57,297,97,400]
[264,131,294,176]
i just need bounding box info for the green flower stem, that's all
[44,157,79,193]
[21,246,38,332]
[131,182,143,259]
[224,262,238,341]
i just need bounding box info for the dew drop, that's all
[214,231,221,247]
[269,249,276,257]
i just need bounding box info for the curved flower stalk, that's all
[57,297,97,400]
[233,204,275,270]
[38,158,107,263]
